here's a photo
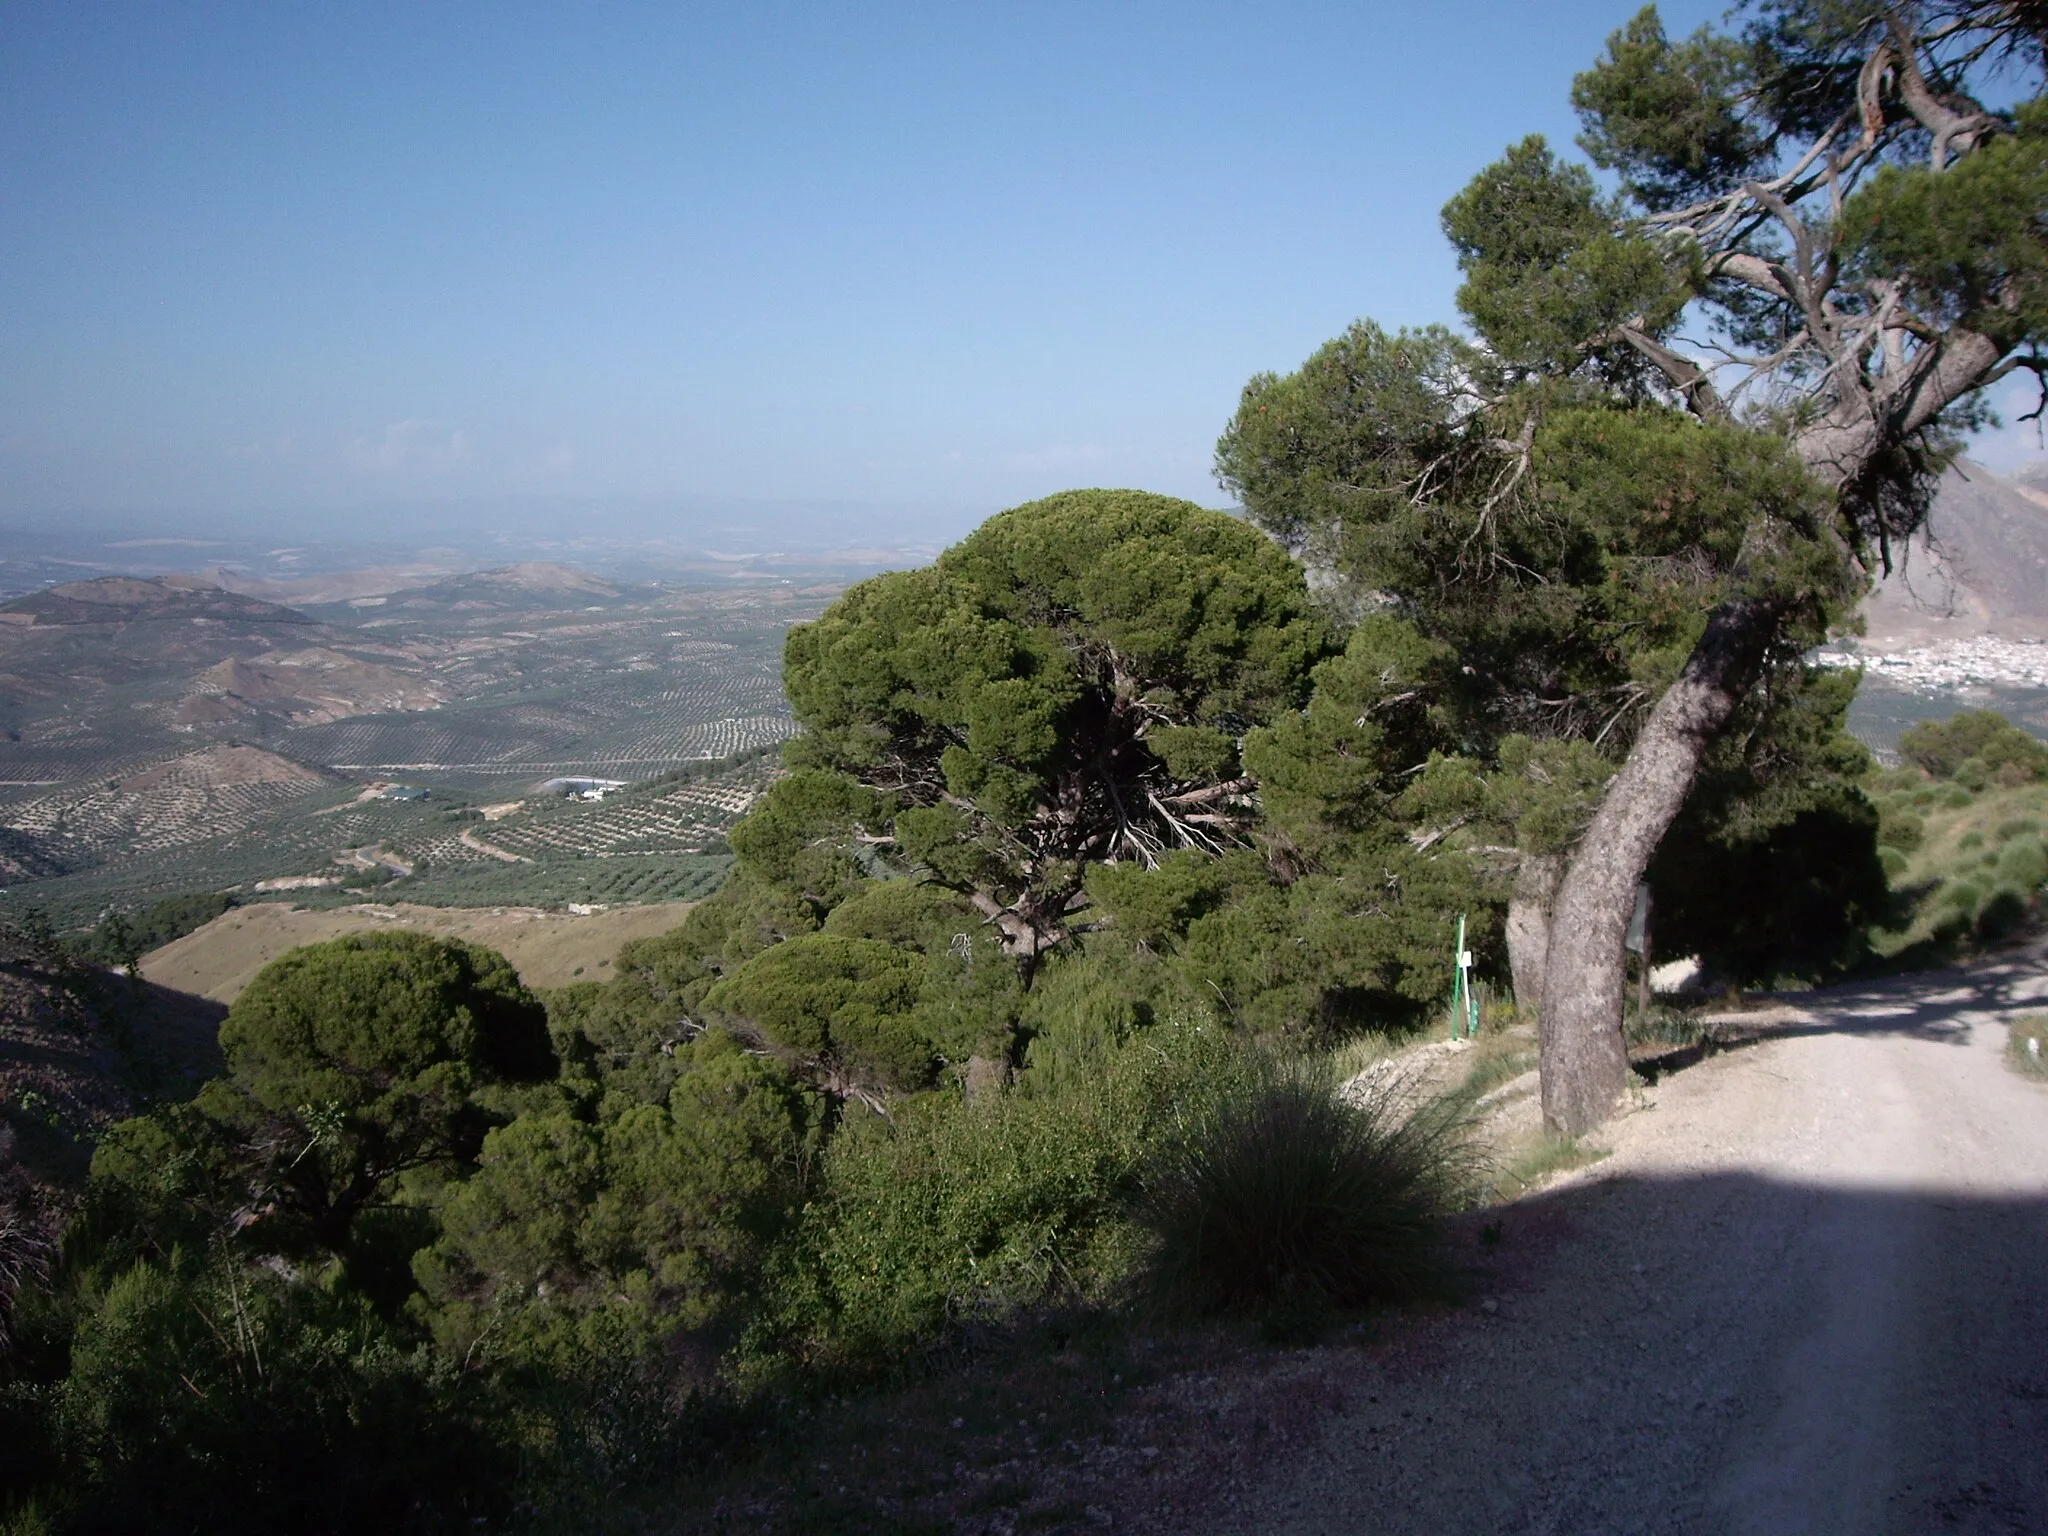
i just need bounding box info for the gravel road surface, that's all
[1202,949,2048,1536]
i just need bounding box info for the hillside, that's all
[1863,460,2048,645]
[0,568,802,927]
[138,898,701,1001]
[1834,461,2048,753]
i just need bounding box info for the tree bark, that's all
[1537,598,1781,1136]
[1506,853,1563,1021]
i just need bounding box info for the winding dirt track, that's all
[1205,947,2048,1536]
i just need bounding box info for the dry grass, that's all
[136,898,699,1001]
[2008,1013,2048,1080]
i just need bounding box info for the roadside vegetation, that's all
[1866,710,2048,960]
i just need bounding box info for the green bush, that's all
[1899,709,2048,782]
[1977,888,2032,941]
[702,932,932,1091]
[44,1257,512,1535]
[63,891,236,969]
[1876,805,1925,851]
[1133,1060,1471,1319]
[1959,830,1985,851]
[745,1021,1235,1375]
[1878,846,1909,881]
[1996,837,2048,891]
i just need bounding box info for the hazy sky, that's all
[8,0,2034,543]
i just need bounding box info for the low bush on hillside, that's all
[1133,1060,1472,1324]
[742,1019,1238,1379]
[1899,710,2048,786]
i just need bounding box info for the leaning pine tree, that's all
[1223,2,2048,1134]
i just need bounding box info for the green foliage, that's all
[1134,1059,1471,1318]
[39,1254,512,1535]
[1651,788,1889,984]
[202,932,553,1257]
[782,489,1335,955]
[702,933,932,1091]
[1899,709,2048,783]
[1223,328,1866,996]
[1570,6,1766,209]
[727,769,886,906]
[1241,615,1452,857]
[1213,322,1473,572]
[545,869,817,1104]
[417,1030,820,1362]
[1846,98,2048,350]
[744,1021,1237,1375]
[1221,329,1851,739]
[1440,134,1683,375]
[1878,804,1926,851]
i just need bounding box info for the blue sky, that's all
[24,0,2031,546]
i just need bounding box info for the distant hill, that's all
[0,577,442,725]
[0,574,313,630]
[1863,460,2048,644]
[333,562,639,619]
[174,648,449,728]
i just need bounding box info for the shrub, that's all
[1899,709,2048,782]
[47,1257,512,1535]
[745,1021,1236,1375]
[1976,888,2032,942]
[1996,837,2048,891]
[1878,846,1909,881]
[1876,806,1924,851]
[1959,830,1985,851]
[701,932,932,1092]
[1133,1060,1471,1318]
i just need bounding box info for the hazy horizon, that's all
[8,1,2047,554]
[8,1,1742,544]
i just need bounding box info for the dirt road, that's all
[1205,949,2048,1536]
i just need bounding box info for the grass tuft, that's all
[1133,1059,1472,1320]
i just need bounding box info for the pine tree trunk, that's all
[1506,853,1563,1020]
[1537,598,1781,1136]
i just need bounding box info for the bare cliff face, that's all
[1862,461,2048,646]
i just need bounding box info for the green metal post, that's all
[1452,914,1468,1040]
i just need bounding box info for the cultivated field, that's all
[0,570,826,931]
[140,898,701,1001]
